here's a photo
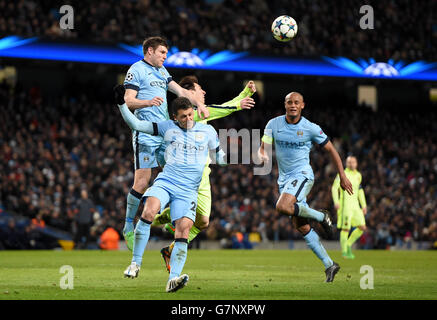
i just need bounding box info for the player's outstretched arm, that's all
[114,85,154,134]
[118,104,155,134]
[197,95,255,122]
[124,88,164,110]
[323,141,353,195]
[168,80,210,119]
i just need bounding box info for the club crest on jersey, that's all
[297,130,303,136]
[160,70,166,77]
[195,133,204,141]
[143,156,149,162]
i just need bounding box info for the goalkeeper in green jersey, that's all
[331,156,367,259]
[147,76,256,272]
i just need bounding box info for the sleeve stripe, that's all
[152,122,158,136]
[319,137,329,147]
[167,76,172,84]
[215,146,221,153]
[124,84,139,91]
[208,105,238,110]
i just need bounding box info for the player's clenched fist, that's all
[246,81,257,93]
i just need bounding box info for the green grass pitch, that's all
[0,249,436,300]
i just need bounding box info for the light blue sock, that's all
[132,219,151,266]
[304,228,333,269]
[168,240,188,280]
[296,203,324,222]
[124,189,143,234]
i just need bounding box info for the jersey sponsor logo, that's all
[150,80,167,89]
[171,141,205,152]
[125,72,134,81]
[276,139,306,148]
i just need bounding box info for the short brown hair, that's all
[142,36,169,55]
[171,97,193,116]
[178,75,199,91]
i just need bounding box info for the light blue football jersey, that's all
[124,59,172,147]
[262,115,329,184]
[152,120,220,191]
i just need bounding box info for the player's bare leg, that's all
[293,216,340,282]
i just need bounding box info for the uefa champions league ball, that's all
[271,15,298,42]
[363,63,400,77]
[166,52,204,67]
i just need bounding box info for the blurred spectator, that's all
[25,223,49,249]
[99,223,120,250]
[3,219,27,249]
[31,212,46,228]
[375,223,392,249]
[248,225,261,244]
[74,190,95,249]
[231,228,253,249]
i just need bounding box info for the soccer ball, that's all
[271,15,298,42]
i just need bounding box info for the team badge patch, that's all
[297,130,303,136]
[126,72,134,81]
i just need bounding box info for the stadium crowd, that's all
[0,81,436,250]
[0,0,436,61]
